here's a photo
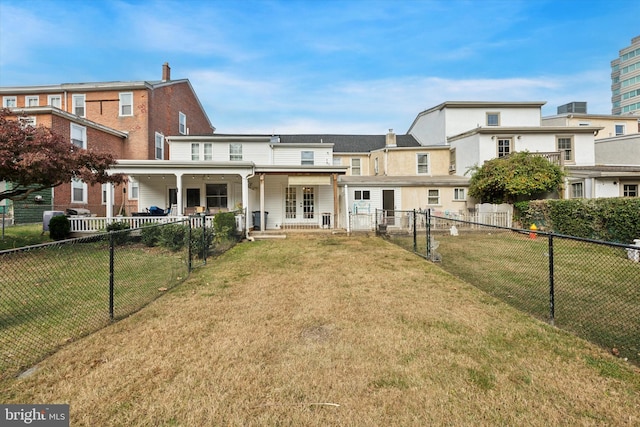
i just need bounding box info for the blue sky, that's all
[1,0,638,134]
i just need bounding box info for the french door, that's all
[285,186,315,223]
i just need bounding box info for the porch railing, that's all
[68,213,246,234]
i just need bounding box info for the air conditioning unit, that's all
[448,165,456,172]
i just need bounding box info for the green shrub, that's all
[106,220,131,245]
[213,212,237,242]
[159,223,188,251]
[520,198,640,243]
[48,215,71,240]
[141,222,162,247]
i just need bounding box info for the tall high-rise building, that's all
[611,35,640,115]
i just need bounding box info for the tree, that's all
[467,151,564,204]
[0,108,125,202]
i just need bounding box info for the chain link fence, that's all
[0,218,233,380]
[381,209,640,365]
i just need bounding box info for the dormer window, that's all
[487,112,500,126]
[301,151,314,165]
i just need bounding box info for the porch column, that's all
[106,183,114,218]
[332,174,338,229]
[260,173,265,232]
[175,172,183,216]
[344,184,350,233]
[242,174,250,237]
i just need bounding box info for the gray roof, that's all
[278,134,421,153]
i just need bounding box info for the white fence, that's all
[68,213,246,234]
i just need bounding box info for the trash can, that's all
[252,211,268,230]
[322,212,331,229]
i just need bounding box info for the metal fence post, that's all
[109,232,115,321]
[548,233,555,326]
[426,209,431,259]
[413,209,417,253]
[202,215,207,265]
[188,218,192,273]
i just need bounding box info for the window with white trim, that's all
[119,92,133,116]
[453,188,465,201]
[615,124,625,136]
[18,116,36,127]
[230,143,242,161]
[333,157,341,166]
[179,112,187,134]
[204,143,213,160]
[2,96,16,107]
[155,132,164,159]
[487,112,500,126]
[71,178,87,203]
[101,183,109,205]
[70,123,86,149]
[624,184,638,197]
[557,136,574,162]
[374,157,379,175]
[351,158,361,176]
[427,189,440,205]
[571,182,584,198]
[417,153,429,174]
[129,178,139,200]
[48,95,62,108]
[191,143,200,161]
[497,138,512,157]
[72,94,85,117]
[354,190,370,200]
[25,96,39,107]
[301,151,314,165]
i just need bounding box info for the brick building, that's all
[1,63,214,220]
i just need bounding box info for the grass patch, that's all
[0,223,52,250]
[1,235,639,426]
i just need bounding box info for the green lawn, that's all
[389,230,640,364]
[0,239,189,379]
[0,223,52,251]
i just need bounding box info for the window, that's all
[101,184,109,205]
[48,95,62,108]
[427,189,440,205]
[19,116,36,127]
[417,153,429,174]
[571,182,584,198]
[453,188,465,201]
[72,94,85,117]
[229,143,242,161]
[557,136,574,162]
[204,143,213,160]
[71,178,87,203]
[129,178,139,200]
[497,138,512,157]
[354,190,370,200]
[333,157,341,166]
[487,112,500,126]
[191,143,200,161]
[179,112,186,135]
[351,158,361,176]
[301,151,314,165]
[374,157,379,175]
[25,96,39,107]
[624,184,638,197]
[615,124,625,136]
[70,124,86,149]
[449,149,456,173]
[206,183,227,208]
[2,96,16,107]
[119,92,133,116]
[155,132,164,159]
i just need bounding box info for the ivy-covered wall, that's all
[519,198,640,244]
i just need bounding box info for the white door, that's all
[284,186,315,223]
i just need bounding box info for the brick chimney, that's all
[162,62,171,81]
[385,129,396,147]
